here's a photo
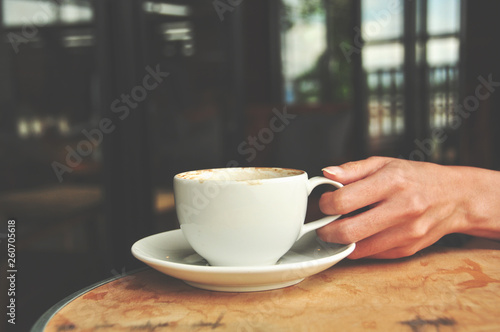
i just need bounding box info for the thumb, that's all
[322,157,393,185]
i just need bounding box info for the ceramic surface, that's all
[174,167,343,266]
[131,229,355,292]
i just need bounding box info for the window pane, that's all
[427,37,459,66]
[2,0,57,26]
[2,0,93,27]
[428,65,459,129]
[281,0,327,104]
[60,2,93,23]
[427,0,460,35]
[361,0,403,41]
[362,43,404,70]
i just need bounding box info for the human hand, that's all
[317,157,500,259]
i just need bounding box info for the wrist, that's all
[454,166,500,239]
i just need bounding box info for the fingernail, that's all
[322,166,344,176]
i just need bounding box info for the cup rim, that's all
[174,167,306,183]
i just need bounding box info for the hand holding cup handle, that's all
[298,177,344,239]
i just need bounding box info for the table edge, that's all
[30,267,149,332]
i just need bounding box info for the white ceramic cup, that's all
[174,167,343,266]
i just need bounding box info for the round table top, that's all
[35,245,500,331]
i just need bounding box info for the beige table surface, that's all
[38,244,500,332]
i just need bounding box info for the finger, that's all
[361,247,413,260]
[317,202,398,244]
[347,227,413,259]
[319,164,395,216]
[322,156,394,185]
[347,220,446,259]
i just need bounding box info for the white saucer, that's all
[131,229,355,292]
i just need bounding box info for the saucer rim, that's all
[131,229,355,274]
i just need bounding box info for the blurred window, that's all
[362,0,404,143]
[426,0,461,130]
[0,0,98,191]
[361,0,461,153]
[280,0,355,106]
[143,2,191,16]
[361,0,403,42]
[2,0,93,27]
[427,0,460,35]
[281,0,327,104]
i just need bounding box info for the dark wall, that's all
[460,0,500,170]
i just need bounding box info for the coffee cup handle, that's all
[298,176,344,239]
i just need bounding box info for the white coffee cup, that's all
[174,167,343,266]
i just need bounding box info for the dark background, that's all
[0,0,499,330]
